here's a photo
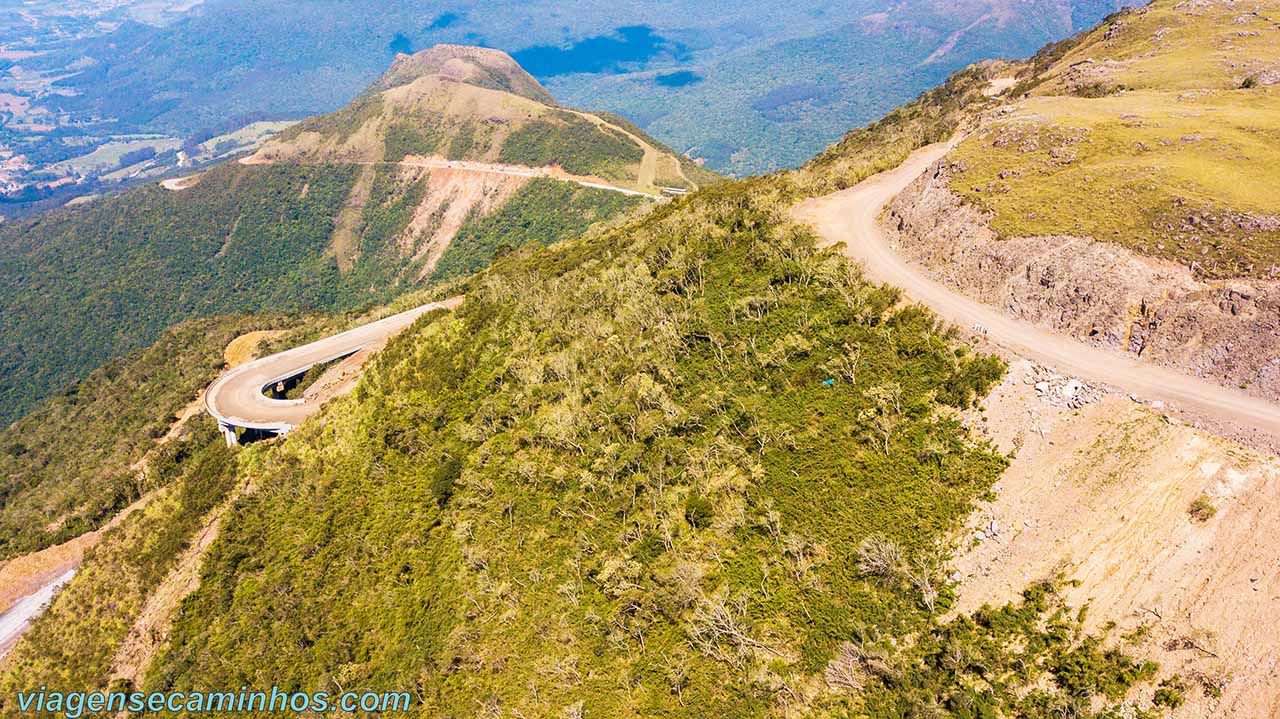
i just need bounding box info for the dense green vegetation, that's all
[112,157,1161,714]
[383,117,446,162]
[0,162,362,425]
[339,165,645,294]
[0,417,242,699]
[432,178,643,282]
[0,315,287,559]
[499,111,644,177]
[787,63,997,198]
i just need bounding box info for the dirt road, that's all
[792,141,1280,438]
[234,154,663,200]
[0,568,75,659]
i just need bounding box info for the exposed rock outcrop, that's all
[885,161,1280,401]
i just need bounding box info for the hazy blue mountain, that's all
[0,0,1132,207]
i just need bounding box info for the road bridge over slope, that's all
[206,297,462,445]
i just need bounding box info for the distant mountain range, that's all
[5,2,1280,715]
[0,45,693,424]
[0,0,1133,214]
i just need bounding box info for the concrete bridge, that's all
[206,297,462,445]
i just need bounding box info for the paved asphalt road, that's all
[792,141,1280,438]
[205,297,462,432]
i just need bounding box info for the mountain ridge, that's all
[254,43,710,195]
[373,44,557,104]
[0,46,676,425]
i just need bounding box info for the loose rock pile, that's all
[1023,364,1106,408]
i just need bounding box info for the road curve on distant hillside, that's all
[396,156,665,199]
[206,297,462,437]
[792,141,1280,438]
[234,155,665,200]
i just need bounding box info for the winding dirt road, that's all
[792,141,1280,437]
[231,155,665,200]
[395,156,664,199]
[0,568,75,659]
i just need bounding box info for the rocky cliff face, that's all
[885,161,1280,401]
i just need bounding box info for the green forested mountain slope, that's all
[0,48,664,426]
[0,9,1188,717]
[0,163,358,426]
[0,315,288,560]
[122,169,1162,716]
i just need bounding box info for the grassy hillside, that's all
[258,45,715,194]
[0,50,666,425]
[70,156,1161,715]
[946,0,1280,279]
[0,315,288,559]
[372,44,557,104]
[0,297,459,691]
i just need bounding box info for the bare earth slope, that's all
[880,0,1280,403]
[793,140,1280,441]
[887,160,1280,403]
[953,361,1280,716]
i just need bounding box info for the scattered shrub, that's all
[856,535,904,581]
[684,494,714,529]
[1154,676,1188,708]
[431,456,463,507]
[1188,494,1217,522]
